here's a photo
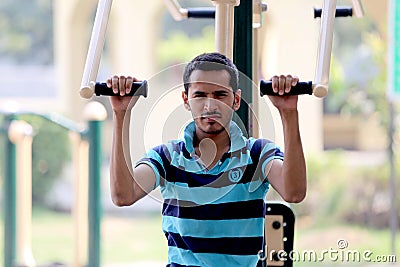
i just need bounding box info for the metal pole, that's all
[388,100,397,256]
[233,0,253,136]
[80,0,113,99]
[212,0,239,59]
[9,121,35,267]
[87,119,102,267]
[252,0,267,139]
[84,102,107,267]
[70,132,89,267]
[313,0,337,98]
[252,26,260,139]
[388,0,398,256]
[3,114,17,267]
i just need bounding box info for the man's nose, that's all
[204,97,218,111]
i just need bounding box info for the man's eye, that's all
[215,93,228,98]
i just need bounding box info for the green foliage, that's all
[159,0,214,39]
[324,57,347,113]
[18,115,71,205]
[294,151,350,222]
[294,151,400,229]
[0,0,53,64]
[326,17,391,127]
[156,0,214,68]
[156,26,215,68]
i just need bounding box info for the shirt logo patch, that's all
[228,168,243,183]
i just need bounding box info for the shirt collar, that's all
[183,120,246,154]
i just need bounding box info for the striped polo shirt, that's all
[137,121,284,267]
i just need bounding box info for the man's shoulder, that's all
[247,137,283,159]
[149,138,188,156]
[247,137,275,148]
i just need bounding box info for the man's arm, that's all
[110,110,156,206]
[108,75,156,206]
[265,110,306,203]
[264,75,307,203]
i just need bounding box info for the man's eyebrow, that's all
[192,89,233,95]
[213,89,231,94]
[192,90,207,95]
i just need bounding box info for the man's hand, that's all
[268,75,299,111]
[107,75,141,112]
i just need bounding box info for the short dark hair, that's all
[183,52,239,93]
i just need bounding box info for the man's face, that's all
[182,69,241,135]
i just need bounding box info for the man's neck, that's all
[193,127,231,169]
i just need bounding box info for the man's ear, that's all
[233,89,241,111]
[182,91,191,111]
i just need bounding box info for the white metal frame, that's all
[80,0,113,99]
[79,0,365,98]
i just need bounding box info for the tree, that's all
[0,0,53,64]
[325,16,397,129]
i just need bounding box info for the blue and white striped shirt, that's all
[137,121,284,267]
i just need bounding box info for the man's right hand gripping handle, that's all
[103,75,147,112]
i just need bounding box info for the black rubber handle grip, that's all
[260,80,313,96]
[94,80,148,97]
[187,7,215,19]
[314,6,353,18]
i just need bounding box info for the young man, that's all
[108,52,306,267]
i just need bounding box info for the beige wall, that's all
[363,0,388,36]
[54,0,99,122]
[109,1,162,78]
[259,0,323,152]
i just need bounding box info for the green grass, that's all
[293,218,399,266]
[0,208,398,266]
[101,213,167,263]
[0,207,167,265]
[31,208,75,263]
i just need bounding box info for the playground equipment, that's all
[260,203,295,267]
[163,0,365,99]
[1,102,107,267]
[161,0,331,99]
[79,0,365,138]
[8,121,35,267]
[79,0,112,99]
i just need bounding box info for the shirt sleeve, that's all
[135,145,166,189]
[259,140,284,182]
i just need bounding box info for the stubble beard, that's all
[196,118,231,135]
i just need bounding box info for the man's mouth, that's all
[201,114,222,122]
